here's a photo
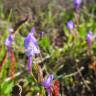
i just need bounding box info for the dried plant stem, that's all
[63,67,84,79]
[75,61,91,91]
[4,71,22,82]
[37,64,44,82]
[10,51,16,79]
[0,51,8,71]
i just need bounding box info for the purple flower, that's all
[24,32,40,57]
[86,31,93,46]
[5,34,14,47]
[24,34,31,49]
[74,0,82,9]
[24,27,40,72]
[41,74,54,96]
[42,74,54,88]
[67,20,75,30]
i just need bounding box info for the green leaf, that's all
[1,81,14,95]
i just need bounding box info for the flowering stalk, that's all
[86,31,93,47]
[86,31,94,57]
[67,20,78,40]
[41,74,54,96]
[4,31,15,78]
[74,0,82,26]
[24,27,40,74]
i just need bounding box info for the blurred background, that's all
[2,0,96,20]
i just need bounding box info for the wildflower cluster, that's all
[3,21,59,95]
